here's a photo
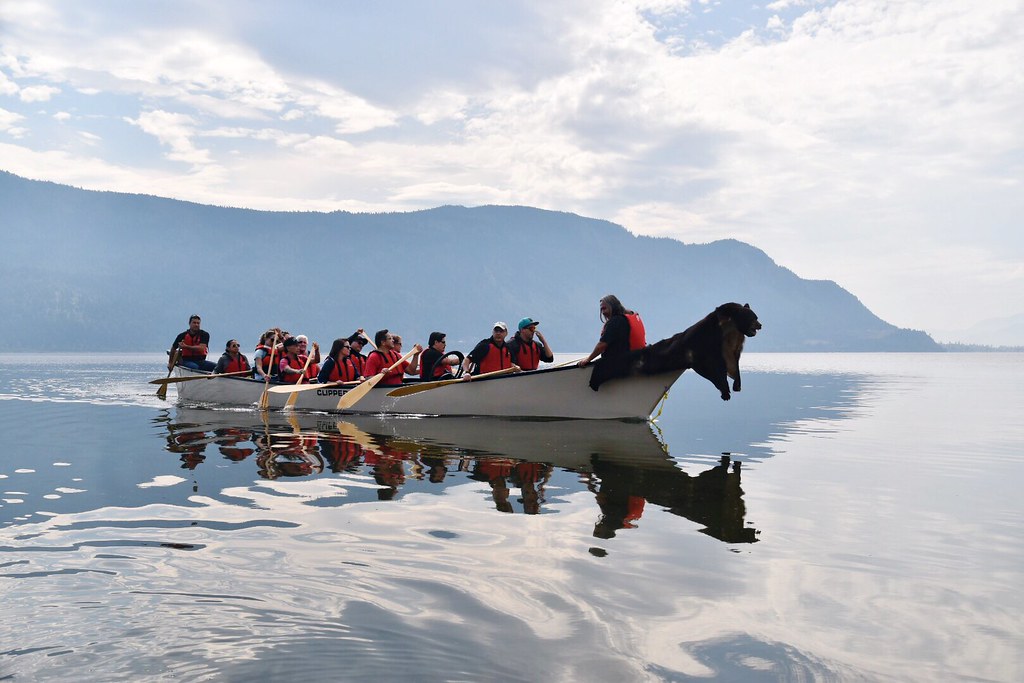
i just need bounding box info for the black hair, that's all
[327,337,348,359]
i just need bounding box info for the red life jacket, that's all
[279,355,304,384]
[478,341,512,374]
[511,339,542,371]
[255,344,275,373]
[180,331,208,360]
[223,354,250,373]
[327,357,358,382]
[298,354,318,381]
[625,312,647,350]
[350,353,366,376]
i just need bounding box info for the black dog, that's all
[635,303,762,400]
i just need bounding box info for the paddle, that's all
[285,342,319,408]
[156,348,180,398]
[336,348,418,411]
[258,335,280,411]
[386,366,518,398]
[149,369,252,385]
[268,379,360,394]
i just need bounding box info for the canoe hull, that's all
[173,364,683,420]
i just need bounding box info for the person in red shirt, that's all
[362,329,422,386]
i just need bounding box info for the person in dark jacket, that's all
[213,339,251,375]
[578,295,633,390]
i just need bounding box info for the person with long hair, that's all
[578,294,633,390]
[317,337,360,383]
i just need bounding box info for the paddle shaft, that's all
[386,366,517,398]
[285,344,318,408]
[149,369,251,385]
[258,335,279,411]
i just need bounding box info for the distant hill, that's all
[0,170,941,353]
[933,312,1024,347]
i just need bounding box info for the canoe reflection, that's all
[162,408,758,543]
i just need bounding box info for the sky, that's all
[1,0,1022,343]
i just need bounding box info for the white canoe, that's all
[171,364,683,420]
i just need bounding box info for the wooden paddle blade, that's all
[156,349,180,398]
[337,348,416,410]
[335,375,381,411]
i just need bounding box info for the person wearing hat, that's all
[462,322,520,377]
[507,317,554,371]
[277,337,307,384]
[347,329,370,377]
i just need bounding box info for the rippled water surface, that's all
[1,353,1022,681]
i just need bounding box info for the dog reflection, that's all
[591,454,757,543]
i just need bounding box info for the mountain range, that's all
[0,170,941,353]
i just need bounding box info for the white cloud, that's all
[296,81,399,135]
[0,70,19,96]
[0,0,1021,334]
[0,107,25,129]
[125,109,211,166]
[18,84,60,102]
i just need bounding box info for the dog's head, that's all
[717,303,762,337]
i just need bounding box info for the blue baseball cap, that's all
[518,317,539,330]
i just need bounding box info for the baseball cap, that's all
[518,317,539,330]
[492,321,508,333]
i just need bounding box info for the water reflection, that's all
[161,408,760,544]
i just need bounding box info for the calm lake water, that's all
[1,353,1021,682]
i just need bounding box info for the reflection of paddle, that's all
[335,420,378,450]
[336,348,417,411]
[156,349,180,398]
[149,369,251,385]
[386,367,518,397]
[268,380,359,394]
[258,335,279,411]
[285,343,318,408]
